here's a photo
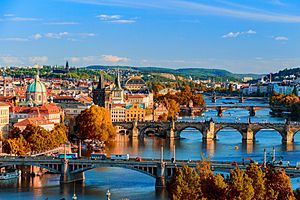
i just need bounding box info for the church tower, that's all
[112,70,124,104]
[66,60,70,72]
[92,73,106,107]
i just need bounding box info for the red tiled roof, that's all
[14,117,54,127]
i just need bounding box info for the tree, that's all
[228,167,254,200]
[8,127,22,139]
[158,113,168,122]
[246,164,266,200]
[192,94,205,107]
[290,102,300,121]
[75,105,116,144]
[168,166,201,200]
[265,169,295,200]
[164,98,180,120]
[3,135,30,155]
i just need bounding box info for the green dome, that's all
[26,74,47,93]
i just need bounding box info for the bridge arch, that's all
[254,129,283,144]
[139,124,167,137]
[72,164,157,178]
[0,162,61,174]
[214,126,244,142]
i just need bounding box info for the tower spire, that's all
[35,69,40,81]
[115,68,122,89]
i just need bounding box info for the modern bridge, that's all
[1,157,299,187]
[113,120,300,143]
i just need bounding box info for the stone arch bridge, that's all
[113,121,300,144]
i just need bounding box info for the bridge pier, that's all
[60,159,85,184]
[217,106,224,117]
[155,162,166,188]
[132,120,139,138]
[203,120,215,141]
[249,106,256,116]
[282,126,295,144]
[242,127,254,142]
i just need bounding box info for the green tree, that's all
[75,105,116,144]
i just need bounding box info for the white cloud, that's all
[67,57,81,63]
[0,56,22,65]
[28,56,48,63]
[0,37,29,42]
[109,19,136,24]
[3,14,14,17]
[222,29,256,38]
[97,14,121,20]
[245,29,256,34]
[97,14,136,23]
[32,33,42,40]
[69,0,300,23]
[10,17,40,21]
[45,21,79,25]
[274,36,289,41]
[222,32,240,38]
[45,32,69,39]
[79,33,96,37]
[102,55,129,62]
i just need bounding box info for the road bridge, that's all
[113,120,300,143]
[1,157,299,188]
[205,105,270,117]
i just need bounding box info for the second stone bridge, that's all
[113,120,300,144]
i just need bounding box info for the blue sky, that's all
[0,0,300,73]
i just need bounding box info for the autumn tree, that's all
[192,94,205,107]
[8,127,22,139]
[228,167,254,200]
[246,164,266,200]
[168,166,201,200]
[265,168,295,200]
[3,135,30,155]
[75,105,116,144]
[164,98,180,120]
[158,113,168,122]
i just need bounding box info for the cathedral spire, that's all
[35,69,40,81]
[115,69,122,89]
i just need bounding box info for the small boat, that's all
[0,169,21,180]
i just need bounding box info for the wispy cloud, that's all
[28,56,48,63]
[32,33,42,40]
[3,14,14,17]
[0,37,29,42]
[0,56,22,65]
[10,17,40,21]
[102,54,129,62]
[96,14,136,23]
[44,21,79,25]
[274,36,289,41]
[67,0,300,23]
[45,32,69,39]
[222,29,256,38]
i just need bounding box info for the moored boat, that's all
[0,169,21,180]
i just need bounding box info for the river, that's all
[1,98,300,200]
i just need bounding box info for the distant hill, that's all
[272,67,300,79]
[86,65,261,81]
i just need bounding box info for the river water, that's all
[1,98,300,200]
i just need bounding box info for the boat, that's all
[0,169,21,180]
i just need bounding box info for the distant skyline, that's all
[0,0,300,73]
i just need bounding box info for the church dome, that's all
[26,74,47,93]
